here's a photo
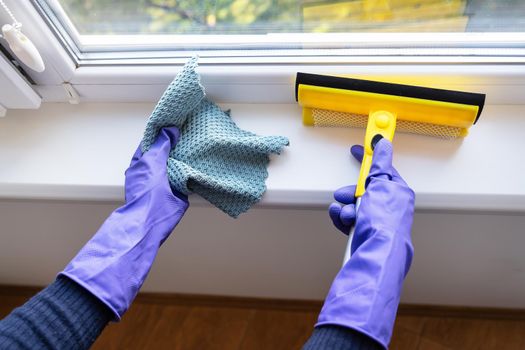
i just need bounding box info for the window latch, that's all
[62,83,79,104]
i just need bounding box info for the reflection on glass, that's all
[58,0,525,34]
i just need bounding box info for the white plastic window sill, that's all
[0,102,523,213]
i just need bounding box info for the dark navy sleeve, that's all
[303,325,383,350]
[0,276,112,349]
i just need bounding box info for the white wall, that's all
[0,199,524,308]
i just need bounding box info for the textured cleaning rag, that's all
[141,57,289,218]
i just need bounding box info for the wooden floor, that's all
[1,288,525,349]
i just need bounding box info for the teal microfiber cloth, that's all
[141,57,289,218]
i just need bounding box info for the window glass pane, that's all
[57,0,525,35]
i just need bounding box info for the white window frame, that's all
[3,0,525,105]
[0,52,41,114]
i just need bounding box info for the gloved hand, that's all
[60,127,189,320]
[319,139,415,349]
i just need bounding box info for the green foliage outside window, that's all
[59,0,525,35]
[60,0,301,34]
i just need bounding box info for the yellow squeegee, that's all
[295,72,485,263]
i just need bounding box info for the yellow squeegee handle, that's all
[344,110,397,265]
[355,110,397,197]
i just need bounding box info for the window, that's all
[1,0,524,105]
[31,0,525,65]
[57,0,525,35]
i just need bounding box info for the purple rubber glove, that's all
[60,127,188,320]
[319,139,415,349]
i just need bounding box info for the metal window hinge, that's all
[62,82,79,104]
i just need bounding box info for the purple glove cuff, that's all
[316,225,413,349]
[58,272,122,320]
[60,194,188,320]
